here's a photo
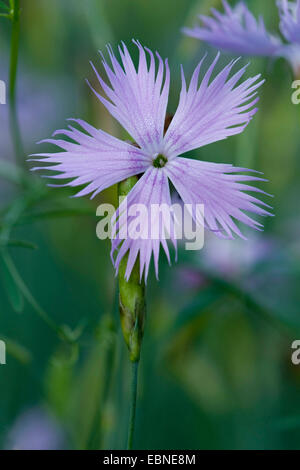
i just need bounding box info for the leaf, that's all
[0,160,27,185]
[60,321,86,343]
[68,315,116,449]
[0,251,24,313]
[206,271,300,332]
[0,335,32,365]
[1,239,38,250]
[170,286,223,334]
[19,207,95,224]
[44,316,116,449]
[184,263,300,332]
[0,1,9,12]
[45,344,78,418]
[0,196,30,237]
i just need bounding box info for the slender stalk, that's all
[117,177,146,450]
[127,361,139,450]
[1,250,73,343]
[0,195,70,341]
[9,0,24,167]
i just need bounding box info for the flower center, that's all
[152,154,168,168]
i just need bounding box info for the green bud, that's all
[118,176,146,363]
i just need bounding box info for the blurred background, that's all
[1,0,300,450]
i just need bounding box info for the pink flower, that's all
[30,41,271,281]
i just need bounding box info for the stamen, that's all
[153,154,168,168]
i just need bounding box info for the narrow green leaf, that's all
[0,251,24,313]
[19,207,95,224]
[0,196,30,239]
[170,286,223,333]
[2,239,38,250]
[184,263,300,332]
[0,335,32,365]
[0,0,9,11]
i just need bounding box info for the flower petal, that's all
[29,119,150,198]
[277,0,300,44]
[111,168,177,282]
[163,54,264,157]
[88,40,170,153]
[183,0,282,57]
[165,157,272,240]
[280,42,300,76]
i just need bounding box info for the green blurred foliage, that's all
[0,0,300,450]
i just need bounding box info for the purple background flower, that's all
[183,0,300,75]
[6,407,65,450]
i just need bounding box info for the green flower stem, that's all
[127,361,139,450]
[8,0,24,167]
[117,176,146,450]
[118,176,146,363]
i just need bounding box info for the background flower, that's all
[278,0,300,44]
[183,0,282,57]
[5,407,65,450]
[1,0,299,451]
[183,0,300,76]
